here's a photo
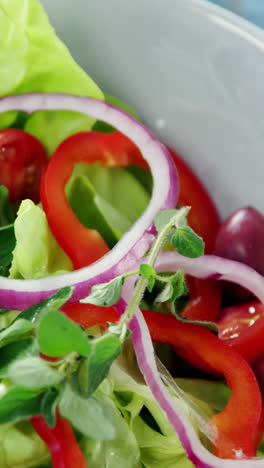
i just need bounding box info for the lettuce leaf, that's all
[9,200,72,279]
[0,0,103,153]
[71,163,150,233]
[0,420,49,467]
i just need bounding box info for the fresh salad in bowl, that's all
[1,1,264,467]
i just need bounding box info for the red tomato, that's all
[168,148,220,253]
[217,301,264,363]
[0,129,47,204]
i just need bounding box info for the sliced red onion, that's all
[154,251,264,302]
[117,282,264,468]
[0,93,178,310]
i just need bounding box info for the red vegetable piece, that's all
[167,148,220,254]
[40,131,146,269]
[181,276,221,322]
[31,412,87,468]
[0,129,47,204]
[218,300,264,363]
[62,302,262,460]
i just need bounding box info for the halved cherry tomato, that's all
[0,129,47,204]
[218,301,264,363]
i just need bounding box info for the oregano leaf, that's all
[172,226,205,258]
[78,335,122,397]
[37,310,91,357]
[82,276,124,307]
[8,357,64,389]
[59,384,116,440]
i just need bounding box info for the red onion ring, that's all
[118,253,264,467]
[0,93,178,310]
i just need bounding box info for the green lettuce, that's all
[69,162,150,234]
[9,200,73,279]
[0,420,49,467]
[9,162,150,279]
[0,0,103,153]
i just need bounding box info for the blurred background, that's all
[210,0,264,28]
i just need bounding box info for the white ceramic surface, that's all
[41,0,264,219]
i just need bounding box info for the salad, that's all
[0,1,264,467]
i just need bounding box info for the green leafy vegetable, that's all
[0,338,38,378]
[67,175,119,247]
[59,384,117,440]
[78,335,122,397]
[8,357,64,389]
[0,420,49,468]
[154,269,187,305]
[172,226,205,258]
[0,0,103,152]
[139,264,156,279]
[0,387,42,424]
[9,200,73,279]
[72,162,150,233]
[19,286,72,324]
[0,224,16,277]
[83,276,124,307]
[174,308,219,333]
[40,388,60,428]
[0,186,17,227]
[154,209,179,232]
[0,319,34,349]
[37,310,91,357]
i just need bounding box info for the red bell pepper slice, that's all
[41,131,220,321]
[167,148,220,254]
[40,131,146,269]
[62,302,262,460]
[30,412,87,468]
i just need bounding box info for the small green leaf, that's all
[147,275,156,293]
[37,310,91,357]
[0,387,42,424]
[18,287,73,324]
[0,338,38,378]
[0,185,17,227]
[41,388,60,427]
[0,319,34,348]
[172,226,205,258]
[174,308,219,333]
[170,269,187,302]
[59,384,116,440]
[155,282,174,303]
[82,276,124,307]
[0,224,16,277]
[78,335,122,397]
[139,264,156,279]
[8,357,64,389]
[154,209,178,232]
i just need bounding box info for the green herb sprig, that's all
[0,207,214,441]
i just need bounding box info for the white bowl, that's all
[41,0,264,219]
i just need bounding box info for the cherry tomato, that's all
[0,129,47,204]
[168,148,220,253]
[217,301,264,363]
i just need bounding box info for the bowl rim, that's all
[187,0,264,50]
